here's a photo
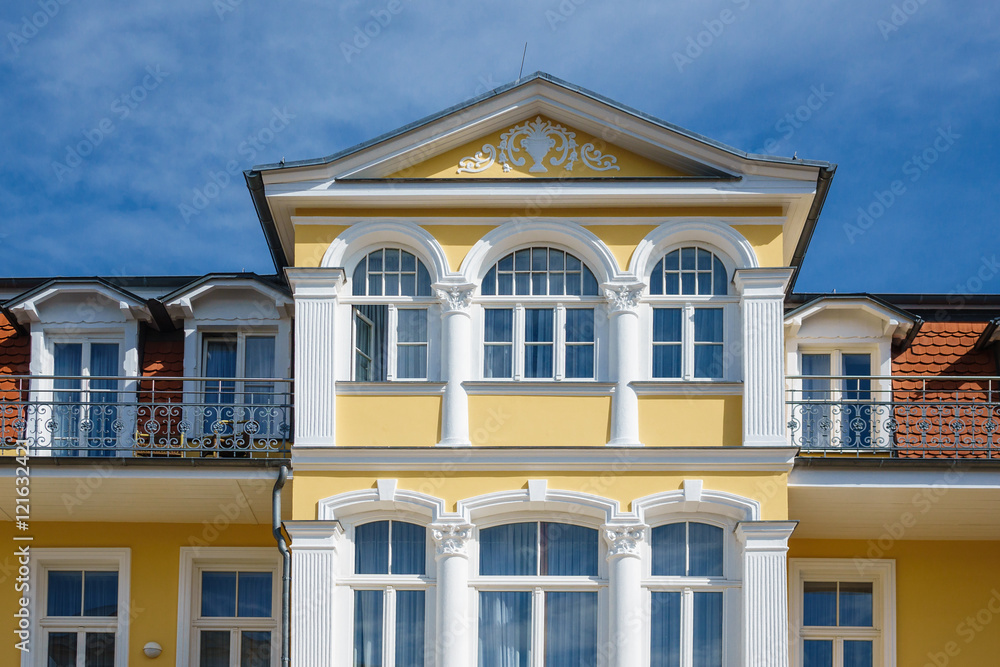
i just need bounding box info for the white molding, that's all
[317,487,448,523]
[24,548,131,667]
[457,486,625,524]
[176,547,281,667]
[783,297,915,342]
[293,296,338,446]
[8,283,150,326]
[634,485,761,524]
[335,381,446,395]
[291,446,798,473]
[461,380,615,396]
[737,521,798,667]
[628,220,760,280]
[788,558,896,667]
[629,381,743,395]
[291,215,790,227]
[319,219,452,283]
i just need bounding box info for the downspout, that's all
[272,465,291,667]
[787,164,837,294]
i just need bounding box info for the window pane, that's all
[803,640,833,667]
[542,523,598,576]
[84,571,118,616]
[653,309,682,343]
[482,267,497,295]
[549,249,564,270]
[241,631,271,667]
[484,345,513,379]
[712,256,728,295]
[664,250,679,271]
[693,592,723,667]
[652,345,682,379]
[397,345,428,380]
[498,272,514,295]
[651,523,686,576]
[532,272,548,295]
[417,262,432,296]
[565,253,581,271]
[531,247,548,270]
[844,640,874,667]
[689,523,724,577]
[391,522,426,575]
[515,273,531,295]
[840,582,874,627]
[697,272,712,295]
[525,309,553,343]
[485,309,513,342]
[480,523,537,576]
[395,590,425,667]
[85,632,116,667]
[47,632,77,667]
[200,631,230,667]
[355,305,388,382]
[545,592,598,667]
[694,345,724,379]
[665,273,680,294]
[48,570,83,616]
[694,309,724,343]
[401,250,416,271]
[649,259,664,295]
[354,590,384,667]
[549,271,565,295]
[697,248,712,269]
[681,247,696,270]
[368,249,383,272]
[650,592,681,667]
[803,582,838,626]
[353,259,367,296]
[515,249,530,271]
[355,521,390,575]
[583,267,599,295]
[201,571,237,617]
[499,253,514,271]
[385,248,399,271]
[565,344,595,379]
[565,272,582,295]
[238,572,272,618]
[398,310,427,343]
[681,272,696,295]
[244,336,275,378]
[478,591,531,667]
[54,342,83,376]
[524,344,553,379]
[205,338,238,378]
[566,310,594,343]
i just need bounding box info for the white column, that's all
[286,268,344,447]
[603,523,648,667]
[736,520,797,667]
[285,521,343,667]
[431,523,474,667]
[435,285,475,446]
[733,269,793,447]
[605,284,645,446]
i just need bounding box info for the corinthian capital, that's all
[430,523,475,559]
[603,523,647,559]
[434,283,476,313]
[603,283,644,314]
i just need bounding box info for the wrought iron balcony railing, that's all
[0,375,292,458]
[787,375,1000,459]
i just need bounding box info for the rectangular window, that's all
[524,308,554,379]
[483,307,598,381]
[52,341,120,456]
[484,309,514,379]
[353,306,428,381]
[565,309,595,379]
[652,309,683,379]
[790,559,893,667]
[652,306,725,380]
[798,352,873,449]
[693,308,724,379]
[202,333,277,440]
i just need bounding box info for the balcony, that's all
[787,375,1000,459]
[0,375,292,458]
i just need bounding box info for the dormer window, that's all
[648,246,733,381]
[480,248,601,381]
[351,249,434,381]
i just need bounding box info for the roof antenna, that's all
[517,42,527,81]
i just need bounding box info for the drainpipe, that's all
[272,465,291,667]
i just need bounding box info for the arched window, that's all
[477,522,600,666]
[647,246,734,381]
[480,248,601,381]
[352,520,428,666]
[351,249,434,382]
[649,521,727,667]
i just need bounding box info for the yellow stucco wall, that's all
[789,539,1000,667]
[336,395,442,446]
[419,224,497,272]
[639,395,743,446]
[731,224,782,267]
[468,395,611,446]
[294,224,349,267]
[291,471,789,520]
[1,521,272,666]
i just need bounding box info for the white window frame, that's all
[350,304,431,382]
[177,547,281,667]
[477,302,603,381]
[24,548,131,667]
[641,515,741,666]
[468,513,610,667]
[789,558,896,667]
[338,512,436,667]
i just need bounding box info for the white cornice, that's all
[290,446,798,472]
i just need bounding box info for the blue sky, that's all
[1,0,996,294]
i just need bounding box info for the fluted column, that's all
[733,269,793,447]
[736,520,798,667]
[431,523,474,667]
[603,523,648,667]
[435,284,475,446]
[285,521,343,667]
[286,268,344,447]
[605,283,645,446]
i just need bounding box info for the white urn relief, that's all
[457,116,621,174]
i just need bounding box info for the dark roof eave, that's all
[787,164,837,294]
[245,169,289,274]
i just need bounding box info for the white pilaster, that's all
[603,523,648,667]
[605,284,645,446]
[736,520,797,667]
[285,521,343,667]
[286,268,345,447]
[733,269,793,447]
[431,522,474,667]
[435,284,475,446]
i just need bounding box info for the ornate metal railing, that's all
[0,375,292,457]
[787,375,1000,459]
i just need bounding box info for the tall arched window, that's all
[351,249,434,382]
[649,521,727,667]
[480,247,601,381]
[647,246,733,381]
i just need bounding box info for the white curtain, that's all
[478,591,531,667]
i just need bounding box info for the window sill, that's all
[630,381,742,396]
[463,381,615,396]
[336,382,446,395]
